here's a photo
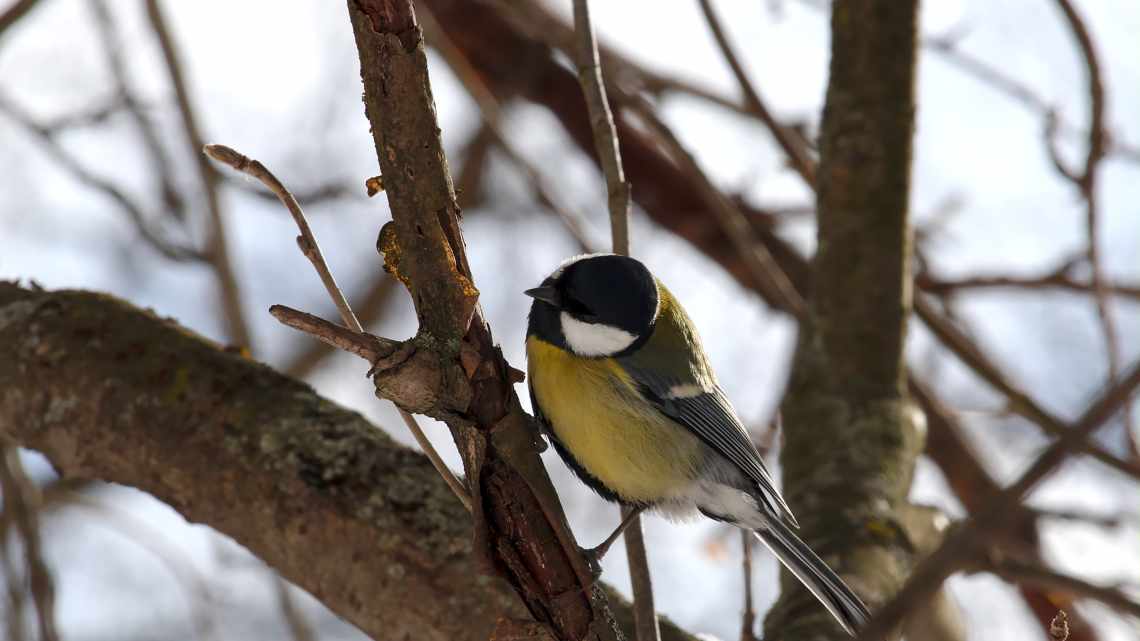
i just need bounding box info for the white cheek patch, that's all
[560,312,637,357]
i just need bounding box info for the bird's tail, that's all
[752,520,870,636]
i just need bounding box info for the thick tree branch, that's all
[0,283,696,641]
[345,2,628,639]
[770,2,922,640]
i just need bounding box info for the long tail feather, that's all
[753,521,870,636]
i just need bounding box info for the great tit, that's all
[525,253,870,636]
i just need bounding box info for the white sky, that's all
[1,0,1138,640]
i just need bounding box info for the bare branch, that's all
[0,0,43,38]
[628,97,806,317]
[204,145,361,332]
[144,0,251,348]
[90,0,186,220]
[0,448,60,641]
[740,531,758,641]
[0,93,201,261]
[204,142,472,513]
[572,2,652,636]
[572,0,631,256]
[696,0,816,188]
[858,360,1140,640]
[283,275,400,379]
[917,271,1140,301]
[269,304,395,363]
[349,3,631,635]
[983,555,1140,621]
[914,296,1140,482]
[417,7,599,254]
[1048,0,1132,461]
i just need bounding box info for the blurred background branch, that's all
[0,0,1137,640]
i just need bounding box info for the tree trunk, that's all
[765,2,924,640]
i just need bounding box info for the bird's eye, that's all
[562,296,597,322]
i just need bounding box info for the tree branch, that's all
[569,2,656,639]
[345,2,629,639]
[769,2,921,639]
[0,0,42,39]
[980,555,1140,622]
[572,0,631,255]
[858,359,1140,640]
[0,283,697,641]
[144,0,251,349]
[696,0,816,188]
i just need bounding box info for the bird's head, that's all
[525,253,659,357]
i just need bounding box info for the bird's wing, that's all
[616,286,797,525]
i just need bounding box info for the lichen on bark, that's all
[0,283,700,641]
[764,2,923,640]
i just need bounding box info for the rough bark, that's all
[346,3,625,640]
[0,283,697,641]
[415,4,1099,638]
[766,3,923,641]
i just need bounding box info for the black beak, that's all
[524,286,561,307]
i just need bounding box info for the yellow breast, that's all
[526,336,703,504]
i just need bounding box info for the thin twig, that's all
[61,491,217,641]
[0,448,60,641]
[204,145,472,513]
[572,0,631,255]
[617,503,660,641]
[696,0,816,188]
[0,0,42,38]
[857,359,1140,640]
[90,0,186,220]
[418,6,599,254]
[740,531,758,641]
[917,272,1140,302]
[284,275,400,379]
[268,305,393,362]
[572,2,656,639]
[914,296,1140,482]
[497,0,806,135]
[0,93,201,260]
[399,410,471,512]
[204,145,361,332]
[145,0,251,349]
[628,96,806,317]
[0,460,28,641]
[982,555,1140,621]
[1049,0,1133,462]
[225,174,356,209]
[39,95,129,130]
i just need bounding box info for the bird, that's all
[524,253,870,636]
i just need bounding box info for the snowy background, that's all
[1,0,1138,639]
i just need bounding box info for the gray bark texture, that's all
[765,2,924,640]
[0,283,697,641]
